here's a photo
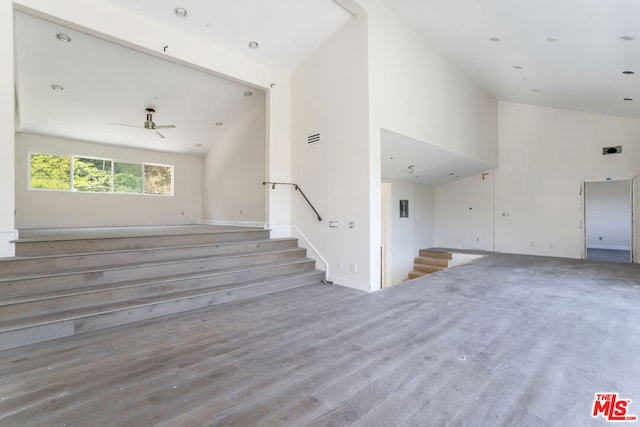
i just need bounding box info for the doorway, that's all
[584,179,633,263]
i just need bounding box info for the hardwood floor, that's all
[1,253,639,426]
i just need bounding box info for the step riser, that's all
[414,257,449,268]
[15,230,271,256]
[413,265,444,274]
[0,249,307,300]
[0,271,324,351]
[0,260,316,322]
[1,239,297,277]
[418,250,452,260]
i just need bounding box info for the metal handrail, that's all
[263,181,323,222]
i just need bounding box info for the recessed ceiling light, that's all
[195,143,203,147]
[56,33,71,43]
[546,36,559,42]
[390,156,394,160]
[48,119,61,124]
[623,98,634,101]
[215,122,223,126]
[513,65,524,70]
[175,7,188,18]
[448,172,455,176]
[531,89,540,92]
[622,70,635,75]
[248,41,259,49]
[244,91,253,97]
[50,83,64,92]
[488,37,500,42]
[620,36,636,41]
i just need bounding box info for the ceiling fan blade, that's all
[109,122,145,128]
[154,124,176,129]
[154,130,166,139]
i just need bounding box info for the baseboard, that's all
[0,229,18,257]
[202,220,266,228]
[587,244,631,251]
[328,275,370,292]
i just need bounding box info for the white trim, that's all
[587,244,631,251]
[0,229,18,258]
[328,275,371,292]
[291,223,329,281]
[202,219,266,228]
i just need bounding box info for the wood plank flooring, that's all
[1,253,639,426]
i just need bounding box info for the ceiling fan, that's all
[110,108,176,138]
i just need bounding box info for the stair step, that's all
[0,269,324,351]
[413,256,449,268]
[0,238,298,277]
[0,257,316,320]
[14,228,271,256]
[418,249,452,260]
[1,226,327,352]
[408,271,427,279]
[413,264,445,274]
[0,248,307,300]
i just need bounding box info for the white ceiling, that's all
[13,0,640,184]
[380,130,489,187]
[103,0,353,72]
[385,0,640,119]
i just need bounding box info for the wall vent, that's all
[602,146,622,155]
[307,133,320,144]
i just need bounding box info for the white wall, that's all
[0,0,17,256]
[2,0,292,252]
[495,102,640,259]
[361,0,498,291]
[364,0,498,166]
[435,171,494,251]
[384,180,435,285]
[15,133,202,228]
[202,97,266,227]
[435,102,640,260]
[291,14,371,290]
[586,180,631,250]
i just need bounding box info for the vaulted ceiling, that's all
[13,0,640,184]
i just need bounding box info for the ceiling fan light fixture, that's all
[56,33,71,43]
[175,7,188,18]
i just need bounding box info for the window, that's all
[30,154,71,190]
[73,157,112,192]
[143,164,173,196]
[114,162,143,194]
[29,153,173,196]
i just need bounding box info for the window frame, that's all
[27,151,174,197]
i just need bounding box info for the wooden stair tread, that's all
[0,257,315,307]
[0,269,324,333]
[418,249,452,260]
[0,247,305,283]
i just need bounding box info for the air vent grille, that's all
[307,133,320,144]
[602,146,622,155]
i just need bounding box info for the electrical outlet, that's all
[348,222,355,229]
